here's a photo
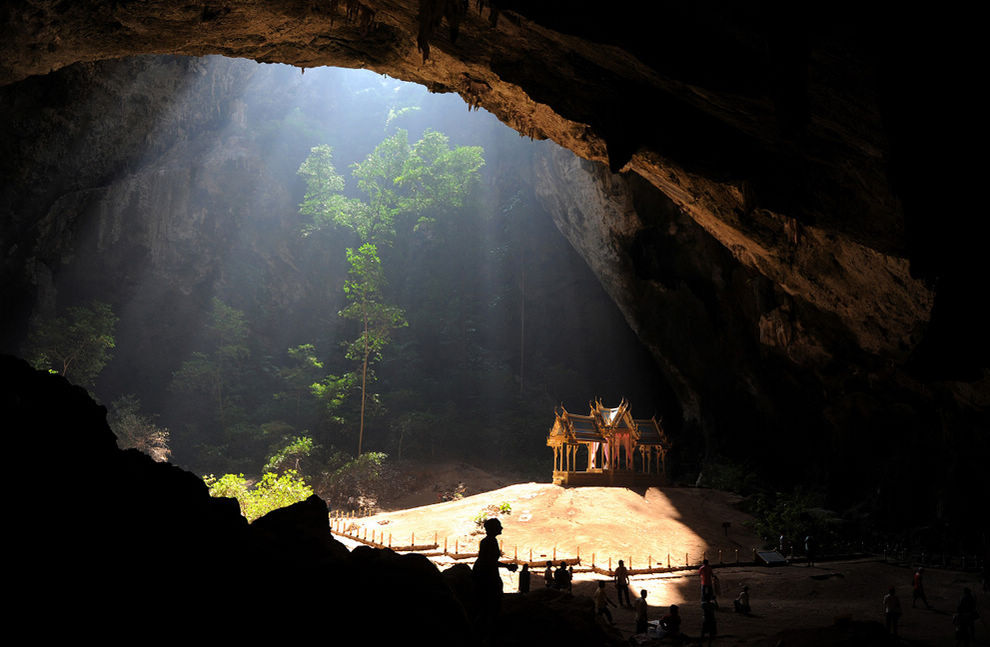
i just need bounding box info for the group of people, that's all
[474,521,981,644]
[540,560,573,592]
[883,567,981,645]
[594,556,749,644]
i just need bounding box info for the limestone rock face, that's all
[1,2,987,525]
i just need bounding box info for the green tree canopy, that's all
[26,300,117,391]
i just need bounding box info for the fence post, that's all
[389,533,392,548]
[719,549,722,564]
[686,553,689,566]
[593,552,596,568]
[667,553,670,568]
[735,549,739,564]
[609,557,612,572]
[554,546,557,561]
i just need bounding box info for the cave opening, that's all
[1,55,675,493]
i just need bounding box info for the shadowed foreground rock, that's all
[2,354,624,645]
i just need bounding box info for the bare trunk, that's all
[358,306,369,456]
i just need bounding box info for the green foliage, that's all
[171,298,250,432]
[108,395,171,462]
[274,344,325,423]
[264,435,316,473]
[299,128,485,248]
[318,451,391,513]
[310,371,362,420]
[743,488,848,552]
[203,472,250,501]
[395,129,484,226]
[204,470,314,523]
[26,300,117,391]
[298,144,375,240]
[340,243,408,366]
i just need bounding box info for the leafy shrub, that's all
[317,451,392,514]
[109,395,171,462]
[263,435,316,473]
[204,470,313,522]
[473,501,512,528]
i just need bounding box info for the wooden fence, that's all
[328,512,764,576]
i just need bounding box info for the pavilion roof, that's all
[633,417,668,446]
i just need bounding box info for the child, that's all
[733,585,751,614]
[593,581,616,624]
[518,563,531,593]
[634,589,649,634]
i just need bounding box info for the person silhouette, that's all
[883,586,902,636]
[699,558,715,601]
[472,518,517,631]
[634,589,650,634]
[594,581,616,625]
[518,563,531,593]
[614,559,631,607]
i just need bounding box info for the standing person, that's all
[699,558,715,601]
[554,561,572,592]
[614,559,631,607]
[518,563,531,593]
[472,518,518,632]
[593,581,616,625]
[913,567,931,609]
[700,598,718,646]
[634,589,650,635]
[883,586,902,636]
[955,587,977,646]
[805,535,816,567]
[544,560,554,588]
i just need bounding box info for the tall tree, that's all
[171,297,249,434]
[297,131,483,454]
[26,300,117,392]
[340,243,406,455]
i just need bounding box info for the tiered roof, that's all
[548,400,668,447]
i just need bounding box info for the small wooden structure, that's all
[547,399,670,487]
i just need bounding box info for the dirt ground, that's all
[334,467,986,645]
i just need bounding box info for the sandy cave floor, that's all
[330,468,986,645]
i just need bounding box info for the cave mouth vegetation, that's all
[2,4,988,643]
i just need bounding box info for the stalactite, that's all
[417,0,498,62]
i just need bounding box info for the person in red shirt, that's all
[699,558,715,601]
